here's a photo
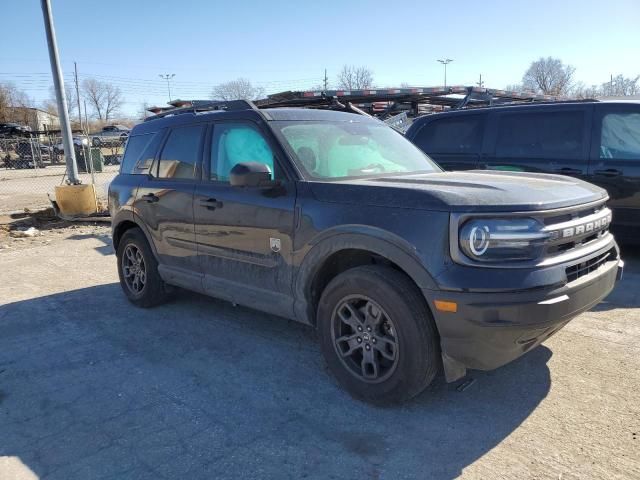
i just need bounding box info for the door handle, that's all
[593,168,622,177]
[141,193,159,203]
[553,167,582,175]
[199,198,223,210]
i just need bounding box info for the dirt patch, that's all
[0,207,111,251]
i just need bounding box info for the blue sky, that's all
[2,0,639,117]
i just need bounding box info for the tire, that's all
[317,265,440,404]
[116,228,169,308]
[92,137,101,147]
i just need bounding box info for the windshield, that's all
[273,120,441,179]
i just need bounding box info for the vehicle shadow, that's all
[68,232,114,256]
[0,284,552,479]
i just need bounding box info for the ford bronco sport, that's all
[109,100,623,403]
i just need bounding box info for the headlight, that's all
[459,217,549,262]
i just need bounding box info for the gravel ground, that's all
[0,220,638,480]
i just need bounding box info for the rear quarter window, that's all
[120,133,160,174]
[600,112,640,159]
[413,115,485,154]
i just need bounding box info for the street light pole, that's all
[437,58,453,88]
[41,0,79,184]
[159,74,175,102]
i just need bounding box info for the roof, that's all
[8,106,59,117]
[263,108,375,122]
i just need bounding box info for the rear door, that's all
[134,123,205,283]
[485,107,590,176]
[588,103,640,242]
[193,119,297,317]
[411,113,486,170]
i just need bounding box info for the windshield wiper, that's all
[347,163,387,176]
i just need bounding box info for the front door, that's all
[193,120,297,317]
[134,124,205,283]
[588,103,640,243]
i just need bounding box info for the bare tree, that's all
[82,78,123,122]
[211,78,265,101]
[137,101,151,120]
[504,83,526,92]
[602,74,640,96]
[42,84,77,119]
[336,65,374,90]
[522,57,575,95]
[0,83,31,122]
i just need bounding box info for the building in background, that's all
[7,107,60,132]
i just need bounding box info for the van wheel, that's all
[317,265,440,404]
[116,228,168,308]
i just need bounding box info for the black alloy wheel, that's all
[332,295,399,383]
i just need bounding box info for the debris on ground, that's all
[0,206,111,251]
[10,226,40,238]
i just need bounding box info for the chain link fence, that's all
[0,134,124,214]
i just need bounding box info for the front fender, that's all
[293,226,438,324]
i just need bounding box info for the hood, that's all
[310,170,608,212]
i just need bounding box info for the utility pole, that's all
[41,0,79,184]
[74,62,83,132]
[437,58,453,88]
[610,74,614,96]
[159,73,175,102]
[323,69,328,91]
[476,74,485,88]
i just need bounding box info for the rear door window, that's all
[495,111,584,158]
[414,115,485,154]
[157,124,205,179]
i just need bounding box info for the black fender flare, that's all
[111,209,158,259]
[293,226,438,324]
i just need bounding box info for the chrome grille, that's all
[539,201,612,262]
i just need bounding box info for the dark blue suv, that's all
[109,101,622,403]
[406,100,640,244]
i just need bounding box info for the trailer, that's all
[257,86,570,131]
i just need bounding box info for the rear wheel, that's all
[317,265,440,404]
[116,228,169,307]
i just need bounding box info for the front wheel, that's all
[116,228,169,308]
[317,265,440,404]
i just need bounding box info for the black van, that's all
[405,100,640,244]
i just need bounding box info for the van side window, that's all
[120,133,157,174]
[600,112,640,160]
[495,111,584,158]
[415,116,484,154]
[157,125,204,179]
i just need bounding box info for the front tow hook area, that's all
[617,259,624,281]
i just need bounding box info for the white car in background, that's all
[53,136,88,153]
[91,125,130,147]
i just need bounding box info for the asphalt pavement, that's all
[0,226,638,479]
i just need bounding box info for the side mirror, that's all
[229,162,274,187]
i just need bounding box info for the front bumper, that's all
[425,251,622,382]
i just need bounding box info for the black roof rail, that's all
[144,99,259,122]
